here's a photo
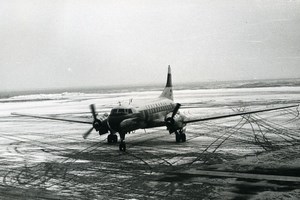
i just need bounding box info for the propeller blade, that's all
[83,127,94,139]
[90,104,97,120]
[171,103,181,118]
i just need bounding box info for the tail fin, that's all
[159,65,173,100]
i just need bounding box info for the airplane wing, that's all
[183,104,299,124]
[11,112,93,124]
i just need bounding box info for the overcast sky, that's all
[1,0,300,91]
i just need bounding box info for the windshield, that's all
[110,108,133,115]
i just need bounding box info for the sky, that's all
[0,0,300,91]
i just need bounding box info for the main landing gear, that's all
[107,134,118,143]
[175,129,186,143]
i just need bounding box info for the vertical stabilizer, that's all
[159,65,173,100]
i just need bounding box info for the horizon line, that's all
[1,77,300,93]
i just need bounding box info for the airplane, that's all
[12,66,299,151]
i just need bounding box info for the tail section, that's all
[159,65,173,100]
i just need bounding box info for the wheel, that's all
[119,142,126,151]
[112,135,118,143]
[107,135,113,143]
[181,133,186,142]
[175,134,181,143]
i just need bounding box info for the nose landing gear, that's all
[119,141,126,151]
[107,132,126,151]
[119,132,126,151]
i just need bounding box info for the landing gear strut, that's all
[119,141,126,151]
[119,132,126,151]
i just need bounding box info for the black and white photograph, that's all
[0,0,300,199]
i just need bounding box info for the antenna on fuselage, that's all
[129,98,133,105]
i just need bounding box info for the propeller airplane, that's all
[12,66,299,151]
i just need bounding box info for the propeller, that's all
[83,127,94,139]
[166,103,181,131]
[171,103,181,118]
[82,104,102,139]
[90,104,97,120]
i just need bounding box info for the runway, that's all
[0,86,300,199]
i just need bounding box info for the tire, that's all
[119,142,126,151]
[112,135,118,143]
[181,133,186,142]
[107,135,112,143]
[176,134,181,143]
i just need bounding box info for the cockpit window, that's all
[111,109,118,114]
[111,108,133,115]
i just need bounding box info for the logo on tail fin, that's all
[159,65,173,100]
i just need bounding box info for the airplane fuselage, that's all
[107,97,176,133]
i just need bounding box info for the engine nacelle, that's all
[93,119,109,135]
[98,126,109,135]
[165,113,186,133]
